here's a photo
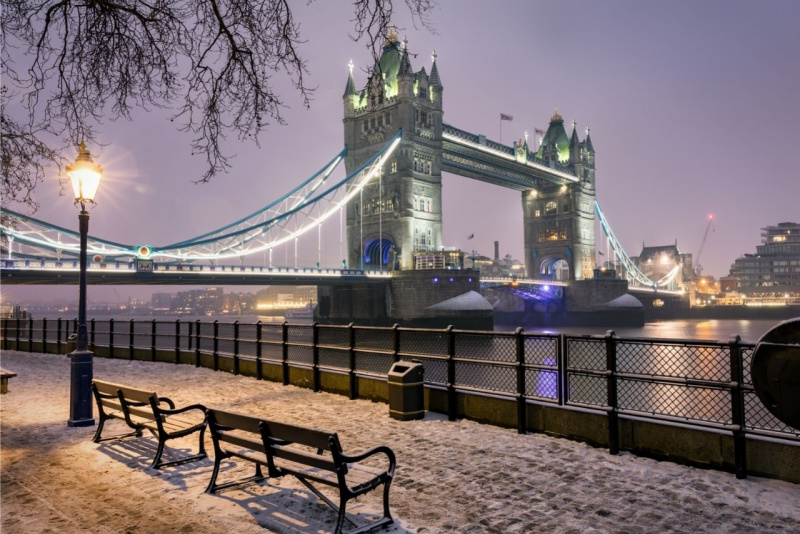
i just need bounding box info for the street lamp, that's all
[66,142,103,427]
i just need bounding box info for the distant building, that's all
[728,222,800,296]
[631,243,693,289]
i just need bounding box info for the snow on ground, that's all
[1,350,799,533]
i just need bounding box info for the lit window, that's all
[391,160,397,173]
[545,201,557,215]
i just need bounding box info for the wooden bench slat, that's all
[263,421,336,451]
[212,411,263,434]
[272,446,337,473]
[217,430,267,454]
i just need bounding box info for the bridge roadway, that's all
[0,260,394,286]
[1,259,679,301]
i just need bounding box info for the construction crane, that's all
[694,214,714,277]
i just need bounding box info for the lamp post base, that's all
[67,349,95,427]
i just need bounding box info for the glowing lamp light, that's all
[66,142,104,204]
[543,285,550,291]
[433,277,439,283]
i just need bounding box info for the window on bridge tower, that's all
[391,160,397,173]
[534,209,541,217]
[545,201,557,215]
[386,113,392,125]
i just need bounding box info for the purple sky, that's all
[4,0,800,304]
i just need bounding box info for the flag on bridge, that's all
[500,113,513,121]
[534,128,545,135]
[467,233,474,240]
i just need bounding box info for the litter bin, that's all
[388,360,424,421]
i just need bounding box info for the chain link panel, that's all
[566,338,606,371]
[455,333,514,362]
[456,362,515,394]
[618,380,731,423]
[398,330,447,356]
[567,373,607,407]
[617,341,729,382]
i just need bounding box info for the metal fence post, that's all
[729,335,748,479]
[392,323,400,362]
[2,318,9,351]
[213,320,219,371]
[109,319,115,359]
[150,319,157,362]
[16,317,21,351]
[256,321,263,380]
[233,321,240,375]
[312,322,320,392]
[42,318,48,353]
[129,319,135,360]
[447,325,457,421]
[605,330,619,455]
[28,317,33,351]
[57,318,62,353]
[281,321,289,385]
[174,320,181,364]
[348,323,356,400]
[558,334,566,406]
[516,327,526,434]
[194,320,201,367]
[90,318,95,348]
[187,321,193,351]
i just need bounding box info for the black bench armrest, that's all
[157,403,207,416]
[339,445,396,474]
[157,397,176,409]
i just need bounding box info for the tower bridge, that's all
[1,31,688,326]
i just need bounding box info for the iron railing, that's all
[2,317,796,479]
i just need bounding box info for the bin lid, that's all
[388,360,424,378]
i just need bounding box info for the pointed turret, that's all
[399,37,413,75]
[343,60,357,98]
[430,50,442,87]
[569,120,579,147]
[569,120,581,165]
[585,126,595,153]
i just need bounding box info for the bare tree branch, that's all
[1,0,435,211]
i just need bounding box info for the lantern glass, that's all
[66,142,103,203]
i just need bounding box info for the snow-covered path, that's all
[2,351,798,533]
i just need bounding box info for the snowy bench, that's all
[206,408,396,534]
[91,379,208,469]
[0,368,17,394]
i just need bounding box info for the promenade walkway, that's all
[1,350,799,533]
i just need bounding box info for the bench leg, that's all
[150,435,208,469]
[92,415,142,443]
[205,454,224,493]
[335,496,348,534]
[205,458,267,493]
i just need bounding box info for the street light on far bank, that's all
[66,141,103,427]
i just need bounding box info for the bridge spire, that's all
[343,60,357,98]
[569,120,580,147]
[399,37,413,75]
[429,50,442,87]
[585,126,595,153]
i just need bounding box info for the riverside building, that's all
[728,222,800,299]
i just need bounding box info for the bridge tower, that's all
[343,31,443,271]
[522,112,596,280]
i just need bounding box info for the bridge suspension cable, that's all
[1,132,402,265]
[594,200,681,290]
